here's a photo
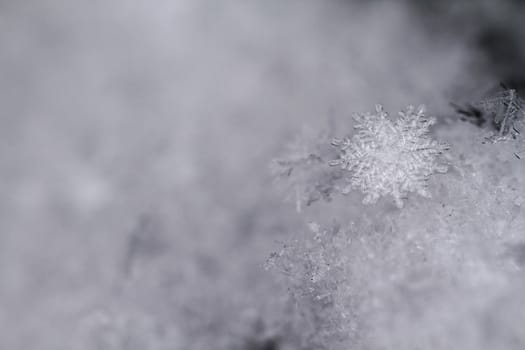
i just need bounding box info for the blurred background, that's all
[0,0,524,349]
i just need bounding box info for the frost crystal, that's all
[265,222,359,349]
[271,127,340,212]
[477,88,525,138]
[329,104,449,208]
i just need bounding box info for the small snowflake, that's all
[329,104,449,208]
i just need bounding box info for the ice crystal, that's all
[271,127,340,212]
[476,88,525,138]
[329,104,449,208]
[265,222,360,349]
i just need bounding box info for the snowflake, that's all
[329,104,449,208]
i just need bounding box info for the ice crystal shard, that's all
[477,88,525,138]
[330,104,449,208]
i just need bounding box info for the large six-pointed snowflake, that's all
[330,104,449,208]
